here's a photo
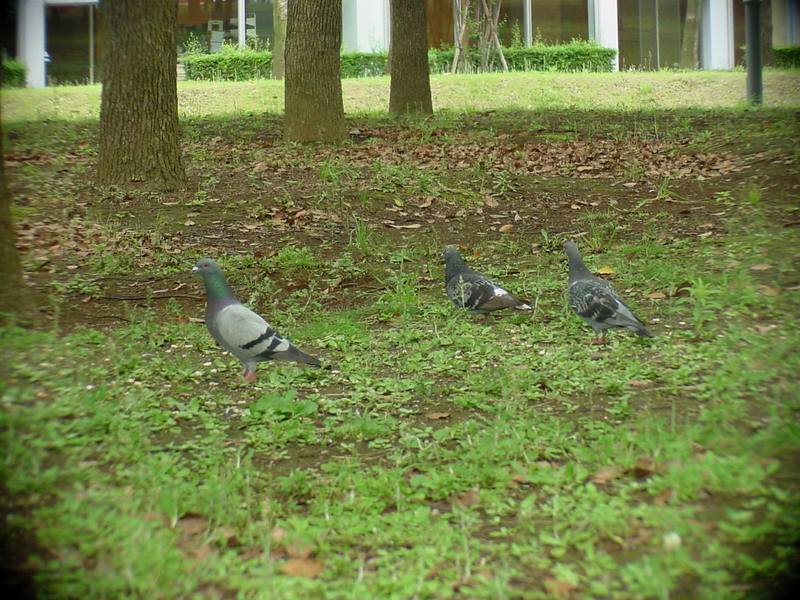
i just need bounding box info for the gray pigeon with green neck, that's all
[442,245,531,314]
[564,241,653,342]
[192,258,321,381]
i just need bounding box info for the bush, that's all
[341,52,387,78]
[2,59,26,87]
[182,48,272,81]
[182,40,616,82]
[774,46,800,68]
[430,40,616,73]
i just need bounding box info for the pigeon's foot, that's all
[243,369,257,382]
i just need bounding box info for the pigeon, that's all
[192,258,321,381]
[441,245,531,314]
[564,241,653,342]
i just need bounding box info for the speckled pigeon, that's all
[564,241,653,342]
[441,245,531,314]
[192,258,321,381]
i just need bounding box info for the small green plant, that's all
[262,246,316,274]
[683,277,723,335]
[349,217,380,256]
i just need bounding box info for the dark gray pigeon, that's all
[442,245,531,314]
[564,241,653,342]
[192,258,321,381]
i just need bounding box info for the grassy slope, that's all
[2,72,800,598]
[3,70,800,124]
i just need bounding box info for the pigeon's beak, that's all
[191,266,199,274]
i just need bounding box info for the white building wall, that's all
[342,0,389,53]
[701,0,734,69]
[17,0,47,88]
[588,0,619,71]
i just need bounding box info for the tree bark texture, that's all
[284,0,345,142]
[272,0,287,79]
[97,0,186,190]
[0,72,35,325]
[679,0,702,68]
[389,0,433,115]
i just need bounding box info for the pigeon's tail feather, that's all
[512,302,532,311]
[478,294,530,312]
[280,345,322,367]
[631,322,654,337]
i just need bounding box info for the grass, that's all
[2,70,800,124]
[2,71,800,597]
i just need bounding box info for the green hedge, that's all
[2,59,26,87]
[774,46,800,68]
[182,40,615,81]
[341,52,388,78]
[429,40,616,73]
[182,48,272,81]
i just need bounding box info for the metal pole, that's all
[744,0,763,104]
[523,0,532,47]
[88,4,94,84]
[653,0,660,69]
[237,0,246,49]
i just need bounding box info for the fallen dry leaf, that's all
[484,196,499,208]
[755,324,778,334]
[596,266,616,275]
[758,285,780,296]
[749,263,773,272]
[425,412,451,420]
[591,466,622,486]
[286,542,313,560]
[498,224,514,233]
[271,526,287,542]
[628,379,652,388]
[453,487,480,508]
[647,291,667,300]
[280,558,324,578]
[544,576,578,598]
[386,223,422,230]
[176,514,207,536]
[628,456,657,479]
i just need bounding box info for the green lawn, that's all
[2,71,800,598]
[2,70,800,124]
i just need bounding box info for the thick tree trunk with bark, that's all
[271,0,287,79]
[679,0,702,68]
[0,78,34,325]
[284,0,345,142]
[97,0,186,190]
[389,0,433,115]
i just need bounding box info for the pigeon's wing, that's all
[448,273,528,312]
[568,279,620,323]
[569,279,652,335]
[215,305,322,366]
[215,304,290,359]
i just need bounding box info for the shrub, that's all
[2,59,26,87]
[182,48,272,81]
[341,52,387,78]
[430,40,616,73]
[774,46,800,68]
[182,40,616,82]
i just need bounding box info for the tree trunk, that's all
[272,0,287,79]
[451,0,467,74]
[761,0,773,66]
[0,71,35,325]
[284,0,345,142]
[679,0,702,69]
[97,0,186,191]
[389,0,433,115]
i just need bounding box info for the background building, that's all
[8,0,800,87]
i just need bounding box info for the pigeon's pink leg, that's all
[590,331,610,345]
[243,368,257,382]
